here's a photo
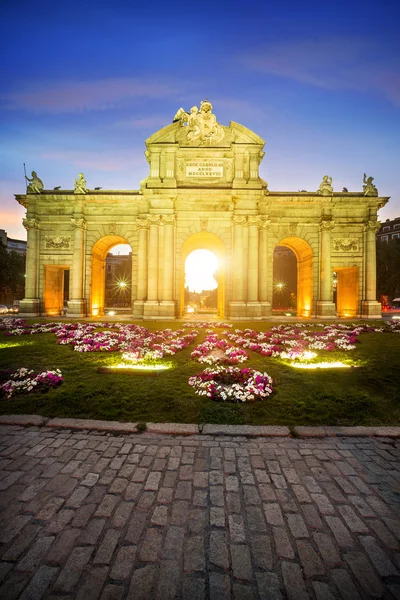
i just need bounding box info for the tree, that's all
[376,239,400,299]
[0,242,25,294]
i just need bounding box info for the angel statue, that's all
[363,174,378,196]
[25,171,44,194]
[317,175,333,196]
[74,173,87,194]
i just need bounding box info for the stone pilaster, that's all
[230,215,247,318]
[133,218,149,318]
[144,214,161,318]
[232,152,246,188]
[160,214,176,318]
[148,150,162,187]
[19,217,40,316]
[67,217,87,317]
[259,217,271,317]
[317,217,336,317]
[247,216,261,319]
[163,150,177,187]
[361,220,382,318]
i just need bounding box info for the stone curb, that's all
[0,414,49,427]
[46,417,138,433]
[202,424,290,437]
[0,415,399,438]
[293,425,400,438]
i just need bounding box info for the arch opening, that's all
[273,237,313,317]
[184,249,219,315]
[91,236,132,316]
[180,232,225,318]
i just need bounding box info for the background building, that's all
[376,217,400,242]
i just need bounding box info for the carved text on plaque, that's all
[186,161,223,178]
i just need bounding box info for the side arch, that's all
[276,236,313,317]
[90,235,130,316]
[179,232,226,317]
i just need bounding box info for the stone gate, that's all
[16,100,388,319]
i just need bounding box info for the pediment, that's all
[230,122,265,146]
[146,123,179,145]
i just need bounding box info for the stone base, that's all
[159,301,176,319]
[361,300,382,319]
[143,300,161,319]
[316,301,337,318]
[19,298,41,317]
[66,299,87,318]
[229,301,247,319]
[133,300,145,318]
[260,301,272,319]
[246,302,262,319]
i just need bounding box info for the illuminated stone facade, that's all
[16,101,388,319]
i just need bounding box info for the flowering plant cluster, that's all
[188,365,274,403]
[191,334,249,365]
[223,323,373,358]
[0,367,63,399]
[182,321,232,329]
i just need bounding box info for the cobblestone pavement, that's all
[0,426,399,600]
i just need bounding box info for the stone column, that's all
[67,217,87,317]
[19,217,40,316]
[133,218,149,318]
[144,214,161,318]
[247,216,262,318]
[164,150,177,187]
[317,217,336,317]
[259,217,272,317]
[160,214,176,318]
[230,215,246,318]
[361,220,382,318]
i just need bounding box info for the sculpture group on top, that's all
[173,100,225,146]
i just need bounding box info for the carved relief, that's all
[289,222,297,235]
[333,238,359,252]
[200,219,208,231]
[71,217,86,230]
[174,99,225,146]
[45,236,71,249]
[108,223,117,235]
[23,218,40,230]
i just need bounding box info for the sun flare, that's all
[185,250,218,294]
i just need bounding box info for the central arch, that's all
[90,235,131,316]
[275,236,313,317]
[180,232,225,317]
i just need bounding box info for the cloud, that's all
[242,38,400,106]
[0,78,180,114]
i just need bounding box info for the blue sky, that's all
[1,0,399,240]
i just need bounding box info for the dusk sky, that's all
[1,0,399,241]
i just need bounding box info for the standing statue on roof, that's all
[363,173,378,196]
[317,175,333,196]
[74,173,87,194]
[25,171,44,194]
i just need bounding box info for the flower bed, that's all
[0,367,63,399]
[191,334,249,365]
[188,366,274,402]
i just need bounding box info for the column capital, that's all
[233,215,247,226]
[148,214,162,225]
[319,217,335,232]
[136,218,150,230]
[71,217,87,230]
[23,217,40,230]
[248,215,262,227]
[259,217,271,230]
[162,214,176,225]
[364,220,381,233]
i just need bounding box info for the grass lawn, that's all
[0,319,399,426]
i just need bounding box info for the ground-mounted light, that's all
[290,361,354,369]
[97,363,171,375]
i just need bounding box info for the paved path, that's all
[0,425,399,600]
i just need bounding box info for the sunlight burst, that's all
[185,250,218,294]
